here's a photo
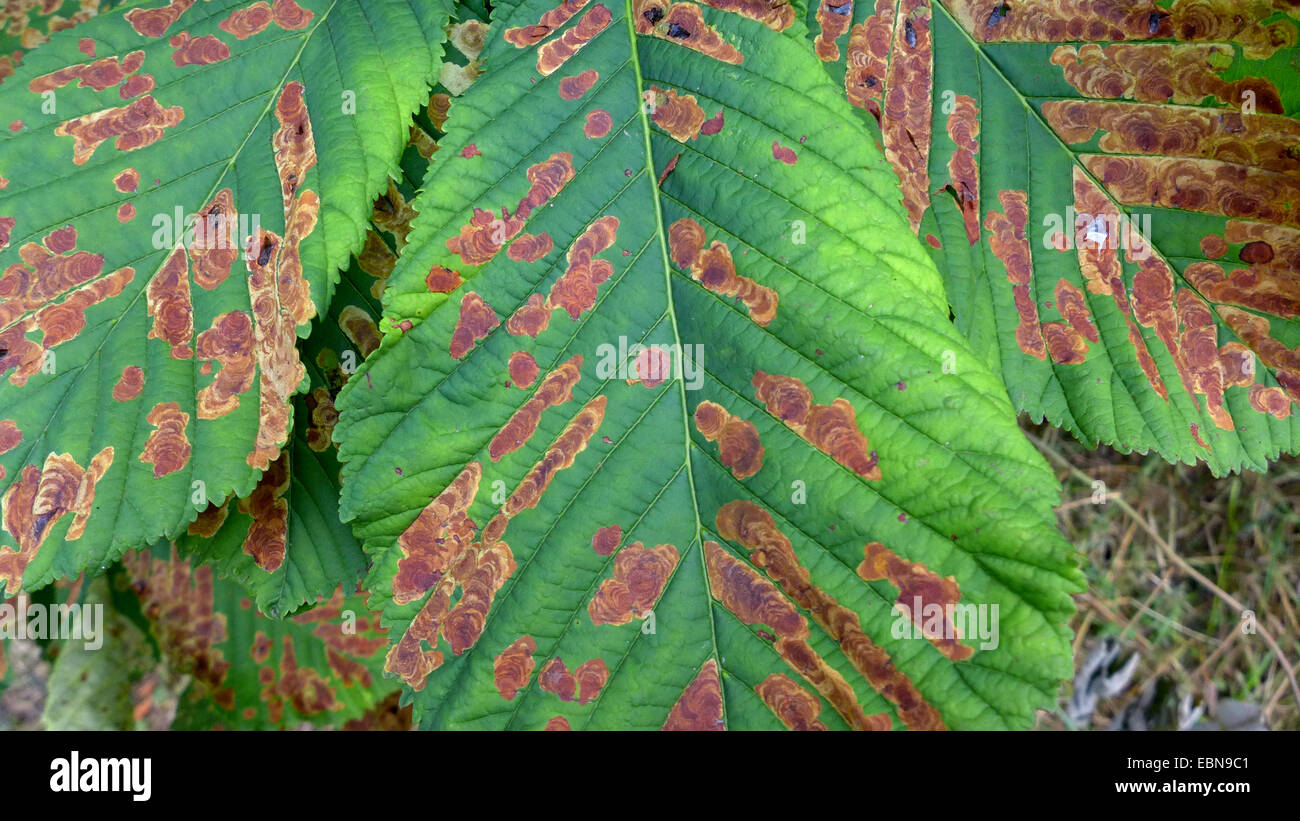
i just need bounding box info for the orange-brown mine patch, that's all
[28,50,146,94]
[169,32,230,66]
[858,542,972,661]
[592,524,621,556]
[948,0,1297,60]
[717,501,943,730]
[372,181,417,250]
[755,673,827,730]
[648,86,705,142]
[494,635,537,700]
[393,462,481,605]
[589,541,679,626]
[449,292,499,360]
[1042,101,1300,178]
[559,69,598,100]
[264,635,342,719]
[124,0,195,38]
[195,311,256,419]
[752,371,880,479]
[428,93,451,131]
[270,0,313,29]
[79,39,96,57]
[304,386,338,451]
[187,499,230,537]
[116,204,136,223]
[251,631,272,664]
[536,4,611,76]
[1216,306,1300,406]
[628,345,670,389]
[0,448,114,592]
[545,715,571,730]
[662,658,723,730]
[120,74,156,100]
[1072,169,1166,397]
[704,540,808,639]
[945,93,980,245]
[32,266,134,354]
[1218,342,1255,389]
[146,248,194,360]
[575,657,609,704]
[492,355,582,460]
[442,540,518,656]
[0,421,21,455]
[538,656,577,701]
[113,168,140,193]
[668,218,776,326]
[507,293,552,338]
[447,153,576,267]
[704,0,795,30]
[508,351,540,389]
[505,0,591,47]
[140,402,190,478]
[121,550,233,709]
[269,81,320,327]
[237,450,290,572]
[1049,44,1282,113]
[425,264,462,293]
[984,189,1046,360]
[54,95,185,165]
[1249,384,1292,419]
[219,2,274,39]
[634,0,744,64]
[1186,258,1300,322]
[1055,278,1099,346]
[880,0,932,231]
[112,365,145,401]
[584,109,612,138]
[244,227,307,471]
[814,0,854,61]
[546,215,619,320]
[845,0,894,120]
[507,232,553,263]
[1176,289,1232,430]
[771,141,797,165]
[1085,156,1300,229]
[693,400,763,480]
[190,189,240,290]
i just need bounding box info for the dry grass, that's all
[1027,419,1300,731]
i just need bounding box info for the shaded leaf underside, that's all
[335,0,1081,730]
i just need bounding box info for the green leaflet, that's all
[810,1,1300,475]
[171,4,490,619]
[122,545,397,729]
[0,0,452,596]
[335,0,1081,730]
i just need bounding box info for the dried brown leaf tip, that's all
[755,673,827,730]
[0,448,114,592]
[693,400,763,479]
[585,539,678,629]
[716,502,942,729]
[752,371,880,479]
[494,635,537,700]
[662,659,724,730]
[668,217,777,325]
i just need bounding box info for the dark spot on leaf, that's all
[827,2,851,15]
[666,22,690,38]
[905,18,916,47]
[987,3,1009,27]
[643,6,664,24]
